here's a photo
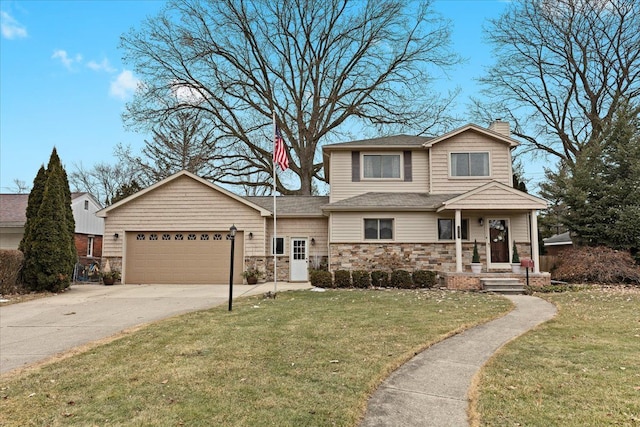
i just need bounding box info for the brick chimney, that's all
[489,119,510,137]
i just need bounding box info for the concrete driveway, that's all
[0,282,310,375]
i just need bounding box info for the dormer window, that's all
[451,152,490,177]
[363,154,401,179]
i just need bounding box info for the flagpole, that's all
[272,112,278,294]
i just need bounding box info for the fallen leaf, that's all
[161,379,169,384]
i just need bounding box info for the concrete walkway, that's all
[360,295,557,427]
[0,282,310,375]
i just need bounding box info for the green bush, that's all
[334,270,351,288]
[310,270,333,288]
[412,269,437,288]
[0,250,24,295]
[390,269,414,289]
[371,270,389,287]
[351,270,370,289]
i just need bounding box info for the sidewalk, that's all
[0,282,310,374]
[360,295,557,427]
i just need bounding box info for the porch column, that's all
[455,209,463,272]
[531,209,541,273]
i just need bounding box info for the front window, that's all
[272,237,284,255]
[451,152,489,177]
[363,154,400,179]
[87,236,94,257]
[438,218,469,240]
[364,218,394,240]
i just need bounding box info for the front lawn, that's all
[0,289,510,426]
[471,286,640,426]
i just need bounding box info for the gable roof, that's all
[423,123,520,148]
[322,134,432,151]
[437,181,547,211]
[0,194,29,226]
[96,170,272,218]
[323,192,460,212]
[247,196,329,217]
[543,231,573,246]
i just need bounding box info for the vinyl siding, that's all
[267,217,328,256]
[430,130,513,194]
[330,211,532,244]
[103,175,265,258]
[329,150,430,203]
[71,195,104,235]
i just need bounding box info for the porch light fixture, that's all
[478,218,484,226]
[311,237,315,246]
[248,232,253,240]
[228,224,237,311]
[114,233,119,239]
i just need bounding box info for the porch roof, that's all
[322,192,460,212]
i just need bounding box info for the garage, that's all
[125,231,244,284]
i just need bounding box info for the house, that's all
[543,231,573,256]
[0,193,105,262]
[97,120,550,288]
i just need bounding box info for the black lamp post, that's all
[228,224,237,311]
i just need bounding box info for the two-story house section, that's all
[322,120,547,286]
[99,120,550,289]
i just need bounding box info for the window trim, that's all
[361,152,403,180]
[272,237,285,256]
[437,218,469,241]
[449,151,491,178]
[364,218,395,240]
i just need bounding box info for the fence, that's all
[73,257,102,282]
[538,255,559,273]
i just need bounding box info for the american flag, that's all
[274,125,289,171]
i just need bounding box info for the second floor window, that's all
[363,154,400,179]
[364,218,394,240]
[451,152,489,177]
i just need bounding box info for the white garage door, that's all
[125,231,244,284]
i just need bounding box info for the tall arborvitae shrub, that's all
[22,148,76,291]
[20,166,47,286]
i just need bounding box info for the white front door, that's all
[290,238,308,281]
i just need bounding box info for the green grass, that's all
[0,289,510,426]
[472,287,640,426]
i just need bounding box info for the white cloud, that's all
[52,49,83,70]
[1,11,27,39]
[110,70,140,100]
[87,58,116,73]
[171,80,207,105]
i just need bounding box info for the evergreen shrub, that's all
[370,270,389,287]
[351,270,370,288]
[390,269,413,288]
[412,270,437,288]
[334,270,351,288]
[310,270,333,288]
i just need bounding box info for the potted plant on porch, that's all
[101,269,121,286]
[242,267,264,285]
[511,241,521,273]
[471,239,482,274]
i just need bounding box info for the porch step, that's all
[481,278,526,295]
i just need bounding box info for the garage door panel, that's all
[125,231,243,284]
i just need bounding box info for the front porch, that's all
[439,270,551,291]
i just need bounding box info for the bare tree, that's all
[120,0,459,195]
[132,110,223,183]
[69,151,142,205]
[474,0,640,168]
[7,179,30,193]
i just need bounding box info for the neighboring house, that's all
[543,231,573,256]
[0,193,105,261]
[98,120,550,288]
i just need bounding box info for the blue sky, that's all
[0,0,547,193]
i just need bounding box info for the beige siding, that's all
[103,175,265,259]
[329,150,430,203]
[330,211,532,244]
[267,217,328,256]
[0,227,23,249]
[444,188,546,210]
[430,130,513,194]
